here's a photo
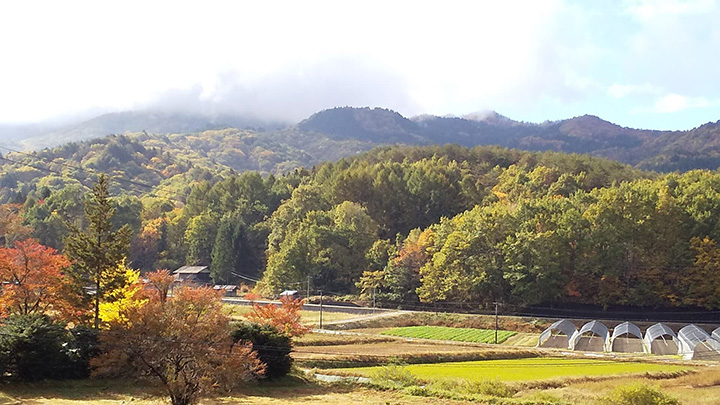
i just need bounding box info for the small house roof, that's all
[280,290,298,296]
[213,285,238,291]
[174,266,209,274]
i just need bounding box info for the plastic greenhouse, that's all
[609,321,644,353]
[571,320,609,352]
[677,324,720,360]
[643,323,678,355]
[538,319,577,349]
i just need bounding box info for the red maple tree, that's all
[246,296,310,337]
[0,239,72,318]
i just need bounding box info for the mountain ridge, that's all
[2,106,720,172]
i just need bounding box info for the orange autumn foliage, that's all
[0,239,72,318]
[145,268,174,303]
[247,296,310,337]
[94,286,264,405]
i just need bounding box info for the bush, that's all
[231,322,293,379]
[368,364,419,388]
[601,383,680,405]
[66,325,100,378]
[0,314,82,381]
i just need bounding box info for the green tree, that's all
[184,210,219,267]
[64,174,132,329]
[210,213,237,284]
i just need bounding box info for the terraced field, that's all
[381,326,516,344]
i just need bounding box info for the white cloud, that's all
[607,83,662,99]
[631,93,718,114]
[655,94,713,113]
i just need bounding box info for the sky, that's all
[0,0,719,130]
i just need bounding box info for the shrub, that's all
[601,383,680,405]
[231,321,293,379]
[65,325,100,378]
[368,364,419,388]
[0,314,77,381]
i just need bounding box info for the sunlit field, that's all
[224,303,366,325]
[334,357,692,382]
[381,325,516,344]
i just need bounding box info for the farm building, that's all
[280,290,299,299]
[643,323,678,355]
[213,284,238,296]
[538,319,577,349]
[173,266,212,285]
[570,321,609,352]
[677,324,720,361]
[609,322,644,353]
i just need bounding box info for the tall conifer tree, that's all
[65,174,132,329]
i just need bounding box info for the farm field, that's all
[333,357,692,382]
[381,325,516,343]
[293,341,508,363]
[224,304,364,325]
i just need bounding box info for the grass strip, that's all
[382,325,516,344]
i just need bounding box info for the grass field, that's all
[335,357,691,382]
[381,325,516,344]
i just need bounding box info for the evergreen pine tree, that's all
[210,213,237,284]
[65,174,132,329]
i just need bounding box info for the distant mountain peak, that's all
[297,106,422,143]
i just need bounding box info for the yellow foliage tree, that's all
[98,261,147,326]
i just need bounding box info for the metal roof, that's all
[611,321,642,341]
[538,319,577,346]
[213,285,238,290]
[173,266,209,274]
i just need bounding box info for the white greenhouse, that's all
[538,319,577,349]
[677,324,720,360]
[570,320,609,352]
[643,323,678,355]
[609,321,644,353]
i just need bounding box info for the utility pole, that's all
[319,290,323,329]
[306,276,310,299]
[372,287,376,313]
[494,301,499,344]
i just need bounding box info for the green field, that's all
[337,358,691,382]
[381,325,516,344]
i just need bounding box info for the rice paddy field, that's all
[333,357,692,382]
[381,325,516,344]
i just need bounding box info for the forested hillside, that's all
[20,143,720,312]
[0,128,375,204]
[4,124,720,311]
